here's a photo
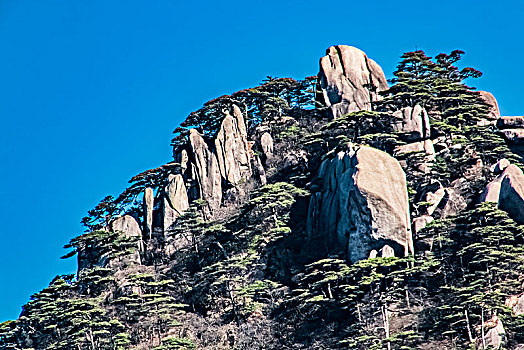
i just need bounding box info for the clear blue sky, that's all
[0,0,522,321]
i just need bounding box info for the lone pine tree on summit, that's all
[2,45,524,350]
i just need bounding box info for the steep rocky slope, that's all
[1,45,524,350]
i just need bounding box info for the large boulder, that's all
[110,215,142,238]
[215,105,252,185]
[163,174,189,231]
[393,105,431,141]
[307,144,413,262]
[318,45,388,119]
[188,129,223,212]
[481,164,524,223]
[478,91,500,120]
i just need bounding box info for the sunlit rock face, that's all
[307,144,413,262]
[318,45,388,119]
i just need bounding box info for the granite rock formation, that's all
[481,163,524,223]
[318,45,388,119]
[307,144,413,262]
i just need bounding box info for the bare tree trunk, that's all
[464,309,474,344]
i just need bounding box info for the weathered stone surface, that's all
[215,105,252,185]
[477,316,505,349]
[380,245,395,258]
[260,132,274,157]
[318,45,388,119]
[491,158,510,174]
[143,187,154,239]
[500,129,524,144]
[478,91,500,120]
[163,174,189,231]
[481,164,524,223]
[425,186,466,219]
[307,144,412,262]
[412,215,434,234]
[394,139,435,157]
[426,188,446,216]
[189,128,222,212]
[110,215,142,238]
[393,105,431,141]
[108,215,143,266]
[506,294,524,316]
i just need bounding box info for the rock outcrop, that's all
[491,158,510,174]
[412,215,434,234]
[497,116,524,144]
[393,105,431,141]
[215,105,252,185]
[175,106,253,215]
[478,91,501,120]
[163,174,189,231]
[260,132,274,157]
[110,215,142,238]
[476,316,506,350]
[307,144,413,262]
[318,45,388,119]
[481,163,524,223]
[144,187,154,238]
[188,129,223,212]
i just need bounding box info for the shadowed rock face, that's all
[318,45,388,119]
[307,144,412,262]
[481,164,524,223]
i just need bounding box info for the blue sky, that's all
[0,0,522,321]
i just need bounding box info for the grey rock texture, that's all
[215,105,252,185]
[425,185,466,219]
[412,215,434,234]
[110,215,142,238]
[307,144,412,262]
[175,106,254,215]
[481,164,524,223]
[393,105,431,141]
[188,128,223,212]
[477,316,506,350]
[143,187,154,239]
[394,139,435,157]
[163,174,189,231]
[318,45,388,119]
[260,132,274,157]
[109,215,142,265]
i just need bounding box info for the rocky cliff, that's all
[3,45,524,350]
